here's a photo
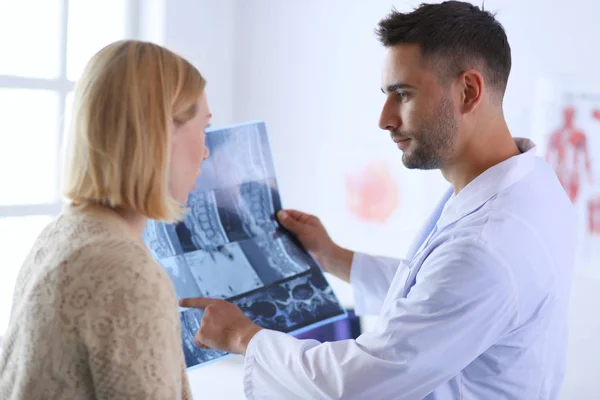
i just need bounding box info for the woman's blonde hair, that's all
[62,40,206,222]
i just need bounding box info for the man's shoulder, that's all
[423,235,513,280]
[472,159,575,242]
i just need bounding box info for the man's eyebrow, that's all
[381,83,416,94]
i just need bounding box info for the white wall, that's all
[160,0,600,398]
[164,0,237,126]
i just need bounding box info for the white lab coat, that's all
[243,139,576,400]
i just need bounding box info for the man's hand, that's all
[277,209,354,282]
[179,297,263,355]
[277,210,335,256]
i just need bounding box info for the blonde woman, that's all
[0,40,210,399]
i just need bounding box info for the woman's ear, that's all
[169,119,177,134]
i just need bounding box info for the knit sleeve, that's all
[77,242,191,400]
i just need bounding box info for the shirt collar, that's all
[436,138,537,229]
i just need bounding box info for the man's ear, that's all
[458,69,484,114]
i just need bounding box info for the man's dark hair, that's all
[376,1,511,97]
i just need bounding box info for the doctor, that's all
[180,2,577,399]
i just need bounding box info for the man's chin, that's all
[402,153,437,170]
[403,159,442,170]
[402,159,420,170]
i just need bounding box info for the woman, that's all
[0,40,210,399]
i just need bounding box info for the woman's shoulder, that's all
[52,216,179,315]
[17,205,175,300]
[72,226,168,286]
[56,205,153,258]
[49,207,174,295]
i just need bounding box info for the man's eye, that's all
[396,91,409,101]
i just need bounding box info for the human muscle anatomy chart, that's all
[545,106,593,203]
[588,110,600,236]
[534,82,600,276]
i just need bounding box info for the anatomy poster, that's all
[142,121,346,370]
[532,79,600,277]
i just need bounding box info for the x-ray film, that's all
[142,121,346,369]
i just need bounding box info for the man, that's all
[180,2,577,399]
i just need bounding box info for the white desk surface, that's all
[188,355,247,399]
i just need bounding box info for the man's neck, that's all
[441,120,520,195]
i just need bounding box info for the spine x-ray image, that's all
[142,121,346,369]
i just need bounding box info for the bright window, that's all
[0,89,60,205]
[0,0,139,339]
[0,0,63,79]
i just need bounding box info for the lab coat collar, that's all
[436,138,537,229]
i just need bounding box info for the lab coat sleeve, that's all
[350,252,405,315]
[243,238,519,400]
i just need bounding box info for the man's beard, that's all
[401,96,457,170]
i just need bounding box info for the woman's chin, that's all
[171,191,190,206]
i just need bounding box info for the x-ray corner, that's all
[142,120,347,369]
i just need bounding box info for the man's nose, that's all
[378,101,401,131]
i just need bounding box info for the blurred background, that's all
[1,0,599,398]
